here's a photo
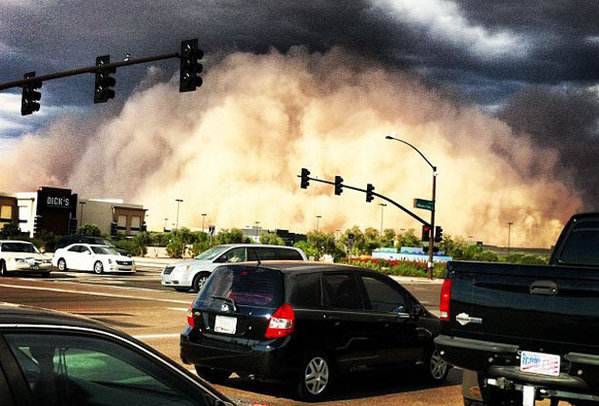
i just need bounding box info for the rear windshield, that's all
[1,242,38,253]
[196,265,284,308]
[558,222,599,266]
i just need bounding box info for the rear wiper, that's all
[211,295,238,312]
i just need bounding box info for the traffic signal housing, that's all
[179,39,203,92]
[300,168,310,189]
[69,218,78,235]
[366,183,375,202]
[94,56,116,103]
[334,176,343,195]
[435,226,443,243]
[110,222,118,237]
[21,72,42,116]
[422,224,431,241]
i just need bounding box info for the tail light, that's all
[187,302,196,327]
[265,303,294,338]
[439,278,452,321]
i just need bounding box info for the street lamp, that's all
[164,218,168,231]
[254,221,260,239]
[386,134,437,280]
[175,199,183,230]
[79,201,86,227]
[379,203,387,234]
[316,215,322,232]
[201,213,207,232]
[507,222,514,256]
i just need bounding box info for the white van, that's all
[160,244,307,292]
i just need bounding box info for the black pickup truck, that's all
[435,212,599,406]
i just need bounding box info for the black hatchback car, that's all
[181,262,449,401]
[0,303,233,406]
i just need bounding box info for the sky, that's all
[0,0,598,247]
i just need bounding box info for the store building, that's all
[0,195,19,231]
[76,199,147,236]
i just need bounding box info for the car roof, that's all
[215,244,301,249]
[222,261,377,275]
[0,303,127,336]
[0,240,34,244]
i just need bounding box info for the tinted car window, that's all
[254,247,277,260]
[323,273,363,310]
[216,247,246,263]
[197,265,284,308]
[361,275,406,312]
[559,223,599,265]
[6,333,207,406]
[288,272,321,308]
[277,248,303,260]
[67,245,81,252]
[0,242,37,253]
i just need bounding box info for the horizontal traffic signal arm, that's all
[0,52,179,92]
[297,169,430,227]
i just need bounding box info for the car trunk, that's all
[191,265,284,343]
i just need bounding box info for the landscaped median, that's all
[344,256,448,279]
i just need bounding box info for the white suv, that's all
[0,240,52,277]
[161,244,307,292]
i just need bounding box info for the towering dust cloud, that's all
[0,48,583,247]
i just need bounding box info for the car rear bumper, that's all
[180,328,298,379]
[11,263,52,272]
[435,335,599,393]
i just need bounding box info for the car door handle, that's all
[530,280,558,296]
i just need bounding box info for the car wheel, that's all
[94,261,104,274]
[194,366,230,384]
[192,273,210,293]
[296,353,332,401]
[57,258,67,271]
[0,260,6,277]
[422,348,449,382]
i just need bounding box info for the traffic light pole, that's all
[297,174,431,227]
[0,52,180,91]
[428,169,437,280]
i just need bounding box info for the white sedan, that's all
[52,243,135,274]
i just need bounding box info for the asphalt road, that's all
[0,266,466,406]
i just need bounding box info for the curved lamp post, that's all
[386,134,438,279]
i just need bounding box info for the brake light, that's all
[187,302,195,327]
[439,278,452,321]
[265,303,294,338]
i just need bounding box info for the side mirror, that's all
[393,305,410,319]
[410,304,423,319]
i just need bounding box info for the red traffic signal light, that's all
[422,224,431,241]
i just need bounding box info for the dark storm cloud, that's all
[498,87,599,210]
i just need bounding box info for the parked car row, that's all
[0,239,135,276]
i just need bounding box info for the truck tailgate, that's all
[445,261,599,354]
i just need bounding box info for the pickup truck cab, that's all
[435,213,599,406]
[0,240,52,277]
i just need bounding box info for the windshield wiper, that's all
[211,296,237,312]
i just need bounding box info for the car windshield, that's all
[1,242,38,253]
[91,246,120,255]
[195,245,230,261]
[90,238,115,248]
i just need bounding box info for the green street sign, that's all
[414,198,434,211]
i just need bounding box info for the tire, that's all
[464,399,486,406]
[296,353,333,402]
[94,261,104,274]
[0,260,6,277]
[194,366,230,384]
[422,348,449,383]
[57,258,67,271]
[192,273,210,293]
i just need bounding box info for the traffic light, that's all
[32,215,42,238]
[179,39,203,92]
[94,55,116,103]
[435,226,443,243]
[141,222,147,232]
[69,218,78,235]
[110,222,118,237]
[422,224,431,241]
[334,176,343,195]
[366,183,375,202]
[300,168,310,189]
[21,72,42,116]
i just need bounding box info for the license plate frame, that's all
[520,351,560,376]
[214,315,237,335]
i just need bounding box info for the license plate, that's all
[520,351,560,376]
[214,315,237,334]
[31,265,39,270]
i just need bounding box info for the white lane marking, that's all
[169,307,189,312]
[0,284,190,304]
[133,333,180,339]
